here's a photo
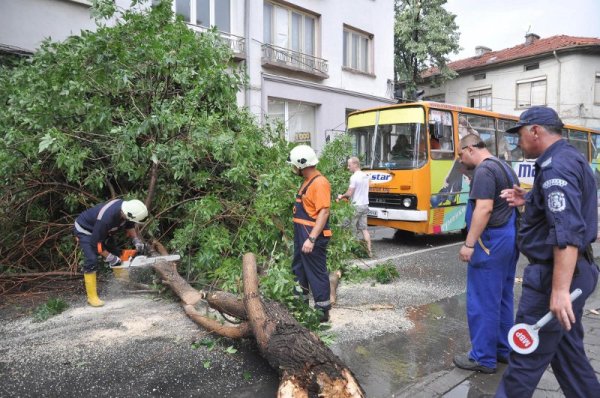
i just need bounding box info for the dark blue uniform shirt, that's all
[519,140,598,260]
[75,199,134,252]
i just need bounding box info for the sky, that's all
[444,0,600,61]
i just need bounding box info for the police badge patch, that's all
[547,191,566,212]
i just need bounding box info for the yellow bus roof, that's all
[347,101,599,134]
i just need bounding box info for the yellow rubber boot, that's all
[112,266,130,282]
[84,272,105,307]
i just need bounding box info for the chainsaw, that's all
[119,249,180,268]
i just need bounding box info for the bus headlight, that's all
[402,198,412,208]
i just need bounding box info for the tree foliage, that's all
[394,0,460,98]
[0,1,361,317]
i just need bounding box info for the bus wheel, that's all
[394,229,415,241]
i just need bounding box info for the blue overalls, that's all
[73,199,133,273]
[292,175,331,311]
[465,159,519,369]
[496,140,600,398]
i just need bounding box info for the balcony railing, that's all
[261,43,329,79]
[186,24,246,59]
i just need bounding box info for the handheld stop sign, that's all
[508,288,582,355]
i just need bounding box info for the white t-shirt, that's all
[349,170,370,206]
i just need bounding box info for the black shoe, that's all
[453,354,496,374]
[318,309,329,323]
[497,355,509,364]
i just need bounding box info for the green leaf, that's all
[224,345,237,354]
[38,134,56,153]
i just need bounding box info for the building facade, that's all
[419,34,600,129]
[0,0,396,152]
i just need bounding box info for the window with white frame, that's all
[267,98,316,143]
[263,2,316,56]
[174,0,230,32]
[468,87,492,110]
[516,77,546,108]
[595,73,600,104]
[343,26,372,73]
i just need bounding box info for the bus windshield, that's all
[348,122,427,169]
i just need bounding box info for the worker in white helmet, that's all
[73,199,149,307]
[288,145,332,322]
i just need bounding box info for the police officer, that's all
[496,106,600,397]
[288,145,332,322]
[74,199,148,307]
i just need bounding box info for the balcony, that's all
[261,44,329,79]
[186,24,246,61]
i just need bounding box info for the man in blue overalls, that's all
[74,199,148,307]
[496,106,600,397]
[454,134,520,374]
[288,145,332,322]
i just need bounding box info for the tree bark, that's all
[147,246,364,397]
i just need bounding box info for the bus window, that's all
[592,134,600,188]
[459,114,496,155]
[429,109,454,160]
[592,134,600,159]
[380,123,427,169]
[497,119,521,161]
[350,125,374,164]
[352,126,375,162]
[568,130,589,161]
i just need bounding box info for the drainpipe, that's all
[244,0,251,108]
[553,50,561,114]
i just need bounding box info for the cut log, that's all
[148,242,364,397]
[329,269,342,306]
[242,253,364,397]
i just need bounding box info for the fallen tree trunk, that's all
[149,243,363,397]
[242,253,364,398]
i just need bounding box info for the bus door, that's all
[428,108,465,233]
[591,134,600,190]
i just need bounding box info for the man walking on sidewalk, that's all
[496,106,600,397]
[453,134,520,374]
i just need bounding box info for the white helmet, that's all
[288,145,318,169]
[121,199,149,223]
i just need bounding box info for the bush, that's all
[0,1,361,326]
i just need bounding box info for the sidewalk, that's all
[396,242,600,398]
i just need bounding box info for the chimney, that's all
[525,33,540,45]
[475,46,492,56]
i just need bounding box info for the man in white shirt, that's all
[337,157,372,257]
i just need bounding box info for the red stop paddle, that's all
[508,288,583,355]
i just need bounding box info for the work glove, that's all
[132,237,147,255]
[105,253,121,267]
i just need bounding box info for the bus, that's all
[346,101,600,235]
